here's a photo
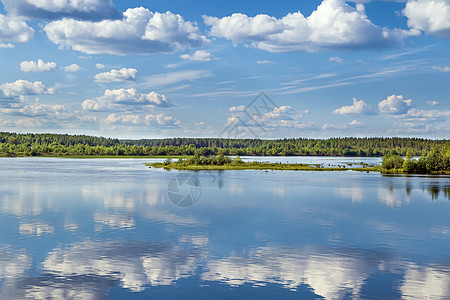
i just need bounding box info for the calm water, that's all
[0,157,449,299]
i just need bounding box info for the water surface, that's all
[0,157,449,299]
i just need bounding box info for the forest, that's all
[0,132,449,158]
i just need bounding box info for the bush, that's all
[382,153,404,170]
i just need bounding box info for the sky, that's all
[0,0,449,139]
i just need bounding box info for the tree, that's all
[425,147,443,172]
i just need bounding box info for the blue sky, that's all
[0,0,449,139]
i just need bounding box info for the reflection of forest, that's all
[422,184,450,200]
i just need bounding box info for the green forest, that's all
[0,132,449,158]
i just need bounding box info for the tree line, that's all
[0,132,449,157]
[382,147,450,173]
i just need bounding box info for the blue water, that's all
[0,157,449,299]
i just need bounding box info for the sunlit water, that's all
[0,157,449,299]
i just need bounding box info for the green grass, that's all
[147,161,381,172]
[380,168,450,175]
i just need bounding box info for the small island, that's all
[147,154,380,172]
[149,148,450,175]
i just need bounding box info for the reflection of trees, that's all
[420,184,450,201]
[378,185,410,207]
[379,181,450,206]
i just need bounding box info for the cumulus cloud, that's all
[104,113,181,128]
[20,59,57,72]
[0,102,66,118]
[81,88,173,111]
[95,68,138,82]
[146,114,181,127]
[44,7,208,55]
[15,118,43,128]
[0,14,34,46]
[0,80,55,98]
[225,104,308,135]
[229,105,246,113]
[378,95,414,115]
[329,56,343,63]
[257,60,273,64]
[262,105,292,119]
[432,65,450,72]
[64,63,82,72]
[180,50,213,61]
[405,108,450,119]
[204,0,407,52]
[322,120,362,130]
[96,63,106,69]
[0,43,13,48]
[427,100,440,106]
[404,0,450,38]
[333,98,374,115]
[1,0,121,20]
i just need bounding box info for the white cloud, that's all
[64,64,82,72]
[104,113,181,127]
[138,70,211,88]
[95,68,138,82]
[145,114,181,127]
[0,14,34,45]
[0,80,55,98]
[333,98,374,115]
[405,108,450,119]
[95,63,106,69]
[204,0,407,52]
[257,60,273,64]
[0,102,66,118]
[104,113,141,125]
[378,95,414,115]
[229,105,246,112]
[44,7,208,55]
[322,120,363,130]
[404,0,450,38]
[262,105,292,119]
[20,59,57,72]
[226,104,306,133]
[329,56,343,63]
[0,43,13,48]
[432,65,450,72]
[15,118,43,128]
[426,100,440,106]
[180,50,213,61]
[349,120,362,126]
[1,0,120,20]
[81,88,173,111]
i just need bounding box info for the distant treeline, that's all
[0,132,449,157]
